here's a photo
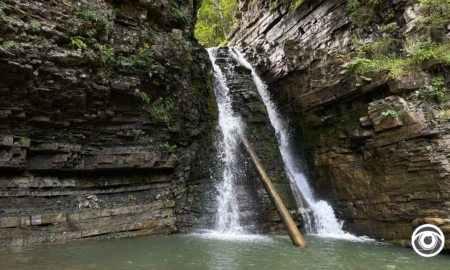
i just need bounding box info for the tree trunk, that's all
[213,0,229,39]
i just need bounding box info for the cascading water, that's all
[207,48,244,235]
[231,48,359,239]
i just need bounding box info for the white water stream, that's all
[231,49,361,240]
[207,48,244,235]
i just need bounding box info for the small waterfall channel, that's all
[207,46,362,241]
[207,48,245,235]
[231,49,358,239]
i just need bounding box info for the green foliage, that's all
[291,0,305,10]
[33,70,39,77]
[70,36,87,50]
[321,115,333,122]
[272,0,306,11]
[169,0,191,25]
[195,0,238,47]
[95,44,114,64]
[380,22,398,33]
[19,137,25,145]
[347,0,384,30]
[417,0,450,28]
[152,97,174,121]
[327,49,344,59]
[30,20,40,32]
[0,7,14,24]
[44,61,54,65]
[101,16,113,37]
[86,28,97,38]
[419,76,446,103]
[82,10,98,21]
[340,40,450,78]
[156,62,165,76]
[160,142,177,150]
[406,39,442,64]
[138,43,154,66]
[381,110,398,118]
[132,129,142,135]
[140,92,151,103]
[106,110,113,115]
[3,41,24,52]
[117,55,137,71]
[270,2,278,11]
[20,64,32,69]
[340,58,374,75]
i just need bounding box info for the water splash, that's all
[231,48,359,239]
[207,48,244,234]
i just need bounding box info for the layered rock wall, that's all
[0,0,217,246]
[229,0,450,248]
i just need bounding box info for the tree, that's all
[195,0,238,47]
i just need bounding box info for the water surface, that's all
[0,234,448,270]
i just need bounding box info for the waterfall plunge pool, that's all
[0,234,448,270]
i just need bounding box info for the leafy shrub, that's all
[169,0,190,24]
[86,28,97,38]
[30,20,40,32]
[20,64,32,69]
[70,37,87,50]
[95,44,114,64]
[140,92,151,103]
[82,10,98,21]
[152,97,174,121]
[381,110,398,118]
[101,16,113,37]
[3,41,24,52]
[419,76,445,103]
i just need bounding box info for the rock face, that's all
[229,0,450,249]
[210,46,300,233]
[0,0,218,246]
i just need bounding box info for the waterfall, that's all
[231,48,357,239]
[207,48,244,235]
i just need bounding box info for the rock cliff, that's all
[0,0,217,246]
[229,0,450,249]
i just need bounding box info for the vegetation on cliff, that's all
[343,0,450,78]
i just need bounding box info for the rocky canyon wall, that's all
[229,0,450,249]
[0,0,219,246]
[0,0,301,246]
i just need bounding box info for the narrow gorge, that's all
[0,0,449,269]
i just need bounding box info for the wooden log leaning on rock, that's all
[240,135,308,248]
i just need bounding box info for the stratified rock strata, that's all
[0,0,217,246]
[229,0,450,249]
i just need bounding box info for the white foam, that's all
[310,233,377,243]
[192,230,273,242]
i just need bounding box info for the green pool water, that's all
[0,233,448,270]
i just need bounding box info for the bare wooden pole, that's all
[240,135,308,248]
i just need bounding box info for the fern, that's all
[70,37,87,50]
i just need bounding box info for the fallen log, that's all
[240,135,307,248]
